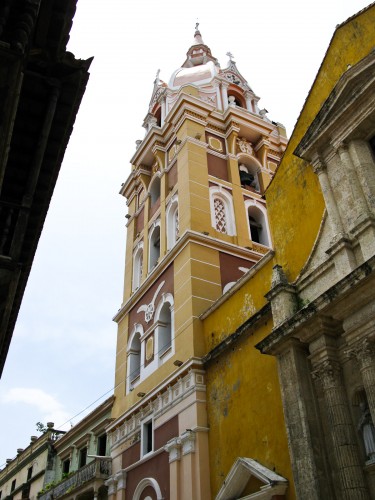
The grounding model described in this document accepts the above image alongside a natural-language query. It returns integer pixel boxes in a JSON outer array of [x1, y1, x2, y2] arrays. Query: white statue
[[358, 401, 375, 463]]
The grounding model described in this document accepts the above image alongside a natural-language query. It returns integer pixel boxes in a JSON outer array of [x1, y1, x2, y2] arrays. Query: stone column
[[337, 143, 369, 222], [312, 159, 344, 237], [276, 339, 332, 499], [349, 140, 375, 213], [244, 91, 253, 112], [161, 96, 166, 127], [312, 359, 369, 499], [164, 437, 182, 500], [105, 476, 117, 500], [221, 82, 229, 111]]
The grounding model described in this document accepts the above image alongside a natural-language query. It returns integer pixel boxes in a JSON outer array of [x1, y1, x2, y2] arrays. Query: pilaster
[[311, 358, 369, 499], [266, 265, 297, 327]]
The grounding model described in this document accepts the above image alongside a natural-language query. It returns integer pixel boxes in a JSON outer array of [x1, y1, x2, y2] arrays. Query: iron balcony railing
[[38, 458, 111, 500]]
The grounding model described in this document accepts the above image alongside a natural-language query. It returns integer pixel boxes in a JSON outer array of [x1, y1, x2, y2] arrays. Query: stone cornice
[[256, 254, 375, 355]]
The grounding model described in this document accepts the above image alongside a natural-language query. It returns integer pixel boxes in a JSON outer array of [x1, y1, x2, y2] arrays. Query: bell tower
[[107, 27, 287, 500]]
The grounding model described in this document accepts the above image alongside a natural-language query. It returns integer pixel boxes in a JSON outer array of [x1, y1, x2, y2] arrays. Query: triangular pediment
[[215, 457, 288, 500]]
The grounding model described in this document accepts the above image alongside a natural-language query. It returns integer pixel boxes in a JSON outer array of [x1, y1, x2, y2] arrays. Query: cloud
[[2, 388, 71, 429]]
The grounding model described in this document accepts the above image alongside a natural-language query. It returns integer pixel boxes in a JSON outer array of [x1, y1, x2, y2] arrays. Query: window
[[27, 466, 33, 481], [127, 325, 143, 392], [11, 480, 16, 492], [149, 176, 161, 206], [141, 419, 153, 456], [62, 459, 70, 474], [97, 434, 107, 456], [214, 198, 227, 233], [79, 447, 87, 468], [166, 196, 179, 250], [133, 244, 143, 291], [209, 186, 236, 236], [154, 293, 174, 365], [246, 203, 271, 247], [148, 222, 161, 270]]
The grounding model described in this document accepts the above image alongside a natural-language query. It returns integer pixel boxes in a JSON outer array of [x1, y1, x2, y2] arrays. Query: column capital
[[311, 156, 327, 175], [311, 359, 341, 386], [105, 476, 117, 495], [180, 430, 196, 455], [114, 470, 127, 490], [164, 437, 182, 463], [347, 338, 375, 368]]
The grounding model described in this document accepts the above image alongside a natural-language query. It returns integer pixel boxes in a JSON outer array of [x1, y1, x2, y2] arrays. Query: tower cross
[[226, 51, 234, 61]]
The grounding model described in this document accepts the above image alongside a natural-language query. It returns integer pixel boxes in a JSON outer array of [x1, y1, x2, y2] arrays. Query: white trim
[[154, 293, 175, 365], [148, 220, 161, 271], [126, 324, 144, 393], [132, 242, 144, 291], [133, 477, 163, 500], [209, 185, 236, 236]]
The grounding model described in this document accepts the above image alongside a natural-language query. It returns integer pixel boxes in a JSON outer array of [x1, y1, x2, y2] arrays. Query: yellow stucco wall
[[267, 5, 375, 282], [203, 5, 375, 497]]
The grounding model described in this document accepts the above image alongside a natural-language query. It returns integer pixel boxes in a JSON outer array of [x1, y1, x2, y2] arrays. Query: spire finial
[[226, 51, 234, 62], [154, 68, 160, 84], [193, 20, 204, 45], [195, 21, 199, 32]]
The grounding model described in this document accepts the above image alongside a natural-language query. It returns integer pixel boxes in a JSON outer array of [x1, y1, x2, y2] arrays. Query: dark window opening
[[11, 480, 16, 492], [142, 420, 153, 456], [97, 434, 107, 456], [62, 459, 70, 474], [154, 107, 162, 127], [27, 466, 33, 481], [79, 447, 87, 468], [249, 216, 262, 243]]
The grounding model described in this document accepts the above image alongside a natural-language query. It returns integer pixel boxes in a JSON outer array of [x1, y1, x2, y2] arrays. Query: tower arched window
[[154, 293, 174, 364], [209, 186, 236, 236], [246, 203, 271, 247], [127, 326, 143, 392], [166, 195, 179, 250], [149, 175, 160, 206], [132, 244, 143, 291], [148, 222, 161, 271]]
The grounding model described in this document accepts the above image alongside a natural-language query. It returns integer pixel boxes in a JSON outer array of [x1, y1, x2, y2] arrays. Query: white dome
[[169, 60, 218, 90]]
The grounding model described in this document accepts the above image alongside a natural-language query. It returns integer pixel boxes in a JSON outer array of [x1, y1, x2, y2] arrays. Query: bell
[[239, 170, 255, 186]]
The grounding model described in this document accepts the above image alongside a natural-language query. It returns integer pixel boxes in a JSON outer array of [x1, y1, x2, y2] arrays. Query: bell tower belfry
[[107, 27, 287, 500]]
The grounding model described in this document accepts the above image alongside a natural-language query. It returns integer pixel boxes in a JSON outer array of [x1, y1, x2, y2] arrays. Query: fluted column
[[312, 159, 344, 237], [337, 143, 369, 222], [312, 359, 369, 499], [244, 91, 253, 112], [349, 140, 375, 213]]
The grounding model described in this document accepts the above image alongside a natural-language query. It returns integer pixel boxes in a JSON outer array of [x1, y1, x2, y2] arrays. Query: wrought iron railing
[[38, 458, 111, 500]]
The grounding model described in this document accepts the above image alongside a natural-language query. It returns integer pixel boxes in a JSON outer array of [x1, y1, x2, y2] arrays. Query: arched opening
[[247, 205, 270, 247], [127, 331, 141, 388], [166, 197, 179, 250], [209, 186, 236, 236], [154, 106, 161, 127], [239, 162, 261, 192], [158, 302, 172, 356], [132, 246, 143, 291], [228, 88, 246, 108], [149, 176, 161, 206], [149, 224, 160, 270]]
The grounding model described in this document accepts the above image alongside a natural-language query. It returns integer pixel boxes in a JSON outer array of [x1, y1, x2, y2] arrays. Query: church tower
[[107, 26, 287, 500]]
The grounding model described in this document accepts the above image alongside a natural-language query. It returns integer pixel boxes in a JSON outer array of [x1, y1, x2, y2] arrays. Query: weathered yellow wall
[[203, 6, 375, 497], [206, 319, 295, 499], [267, 5, 375, 282]]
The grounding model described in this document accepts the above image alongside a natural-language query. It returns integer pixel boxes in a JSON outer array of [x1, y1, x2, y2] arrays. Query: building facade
[[0, 0, 92, 376], [108, 27, 290, 500]]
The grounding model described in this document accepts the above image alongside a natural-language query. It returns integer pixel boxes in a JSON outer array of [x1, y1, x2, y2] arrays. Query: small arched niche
[[247, 204, 270, 247], [148, 223, 161, 271]]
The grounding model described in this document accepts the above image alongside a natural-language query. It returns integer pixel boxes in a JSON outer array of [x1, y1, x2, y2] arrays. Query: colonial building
[[107, 26, 289, 499], [0, 397, 113, 500], [0, 424, 65, 500], [0, 0, 92, 376]]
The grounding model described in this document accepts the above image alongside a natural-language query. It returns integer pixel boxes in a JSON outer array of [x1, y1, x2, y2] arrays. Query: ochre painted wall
[[267, 5, 375, 282], [203, 6, 375, 498]]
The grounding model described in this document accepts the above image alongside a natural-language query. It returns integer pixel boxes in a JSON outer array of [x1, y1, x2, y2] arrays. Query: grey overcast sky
[[0, 0, 370, 466]]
